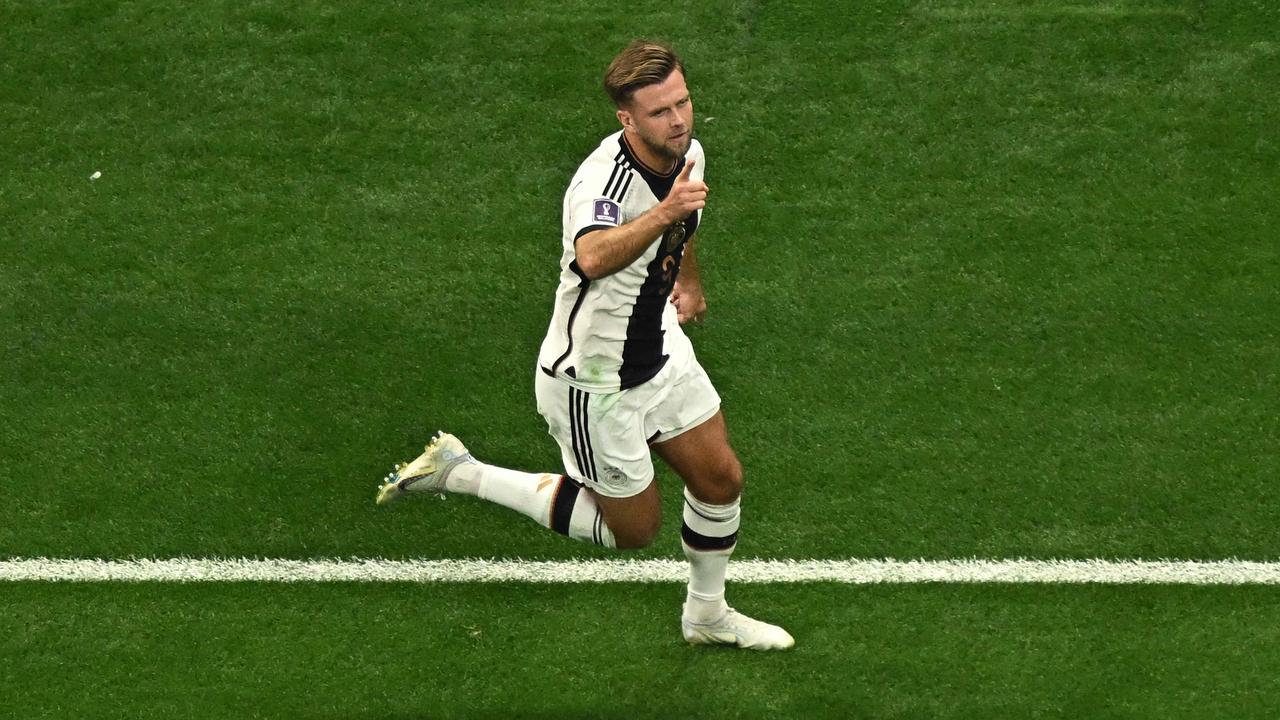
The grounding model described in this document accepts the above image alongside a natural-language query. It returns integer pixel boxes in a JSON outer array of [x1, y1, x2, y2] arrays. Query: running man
[[377, 39, 793, 651]]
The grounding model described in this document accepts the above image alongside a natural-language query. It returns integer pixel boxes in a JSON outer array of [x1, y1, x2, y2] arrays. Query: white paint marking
[[2, 558, 1279, 585]]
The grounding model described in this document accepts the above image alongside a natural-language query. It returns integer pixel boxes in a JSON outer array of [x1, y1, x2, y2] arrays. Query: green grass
[[6, 582, 1280, 719], [2, 0, 1279, 716], [4, 0, 1276, 560]]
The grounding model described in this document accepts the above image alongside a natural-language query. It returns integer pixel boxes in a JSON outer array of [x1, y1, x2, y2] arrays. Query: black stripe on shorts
[[569, 387, 597, 481]]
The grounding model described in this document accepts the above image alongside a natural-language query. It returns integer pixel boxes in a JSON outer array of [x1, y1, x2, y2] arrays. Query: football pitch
[[3, 0, 1278, 717]]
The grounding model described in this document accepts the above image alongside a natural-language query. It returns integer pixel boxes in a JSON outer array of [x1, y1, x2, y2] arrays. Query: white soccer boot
[[681, 606, 796, 651], [375, 432, 475, 505]]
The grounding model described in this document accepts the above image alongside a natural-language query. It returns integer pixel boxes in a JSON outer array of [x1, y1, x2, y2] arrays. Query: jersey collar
[[619, 134, 687, 201]]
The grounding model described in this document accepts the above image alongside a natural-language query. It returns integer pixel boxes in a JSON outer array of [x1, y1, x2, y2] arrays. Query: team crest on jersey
[[601, 466, 629, 491], [593, 198, 621, 225], [663, 221, 687, 252]]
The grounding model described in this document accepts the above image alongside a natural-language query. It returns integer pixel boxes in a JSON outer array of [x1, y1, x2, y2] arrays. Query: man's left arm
[[671, 235, 707, 324]]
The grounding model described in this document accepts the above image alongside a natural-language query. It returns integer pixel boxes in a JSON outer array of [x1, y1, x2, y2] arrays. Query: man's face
[[618, 69, 694, 165]]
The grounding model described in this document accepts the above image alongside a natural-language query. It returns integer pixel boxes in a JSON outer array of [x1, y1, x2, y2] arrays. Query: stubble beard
[[639, 129, 692, 164]]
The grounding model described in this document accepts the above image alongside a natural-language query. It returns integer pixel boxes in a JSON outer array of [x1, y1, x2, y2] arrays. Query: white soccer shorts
[[534, 352, 721, 498]]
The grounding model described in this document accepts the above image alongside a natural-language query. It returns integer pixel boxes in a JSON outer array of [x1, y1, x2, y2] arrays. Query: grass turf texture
[[4, 582, 1280, 719], [2, 0, 1279, 714], [4, 0, 1277, 560]]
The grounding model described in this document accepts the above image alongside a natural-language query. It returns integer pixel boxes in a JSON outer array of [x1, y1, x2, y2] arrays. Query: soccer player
[[377, 39, 793, 650]]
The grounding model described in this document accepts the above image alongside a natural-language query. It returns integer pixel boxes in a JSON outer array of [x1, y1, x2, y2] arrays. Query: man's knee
[[695, 453, 743, 505], [724, 455, 744, 498]]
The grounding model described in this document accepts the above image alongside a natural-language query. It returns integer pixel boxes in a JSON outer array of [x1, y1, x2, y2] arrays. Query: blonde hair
[[603, 39, 685, 107]]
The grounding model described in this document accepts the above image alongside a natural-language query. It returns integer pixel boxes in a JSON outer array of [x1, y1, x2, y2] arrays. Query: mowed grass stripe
[[4, 558, 1280, 584]]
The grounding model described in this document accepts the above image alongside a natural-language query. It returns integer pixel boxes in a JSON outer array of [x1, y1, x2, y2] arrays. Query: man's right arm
[[575, 159, 707, 280]]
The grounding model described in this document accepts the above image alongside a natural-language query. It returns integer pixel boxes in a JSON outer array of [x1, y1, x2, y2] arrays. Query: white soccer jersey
[[538, 130, 705, 393]]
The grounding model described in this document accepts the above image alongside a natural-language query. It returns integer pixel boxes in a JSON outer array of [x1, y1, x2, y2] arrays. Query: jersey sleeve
[[567, 156, 625, 242]]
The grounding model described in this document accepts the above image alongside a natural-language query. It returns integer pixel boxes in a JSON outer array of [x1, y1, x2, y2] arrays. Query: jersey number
[[660, 255, 679, 295]]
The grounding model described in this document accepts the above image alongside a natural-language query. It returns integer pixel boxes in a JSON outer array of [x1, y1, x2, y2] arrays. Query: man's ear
[[616, 107, 633, 131]]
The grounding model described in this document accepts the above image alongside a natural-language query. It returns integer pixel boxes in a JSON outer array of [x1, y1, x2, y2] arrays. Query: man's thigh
[[652, 410, 743, 504]]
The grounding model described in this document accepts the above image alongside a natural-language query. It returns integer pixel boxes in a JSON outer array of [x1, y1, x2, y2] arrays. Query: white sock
[[681, 488, 739, 622], [448, 462, 615, 548]]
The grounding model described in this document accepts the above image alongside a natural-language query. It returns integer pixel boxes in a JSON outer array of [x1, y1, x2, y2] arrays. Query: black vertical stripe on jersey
[[602, 150, 628, 199], [617, 216, 695, 390], [604, 164, 622, 199], [550, 477, 580, 536], [615, 135, 703, 389], [617, 244, 678, 390], [613, 170, 634, 203], [548, 260, 592, 377], [605, 161, 629, 200], [601, 153, 624, 197], [602, 163, 620, 196]]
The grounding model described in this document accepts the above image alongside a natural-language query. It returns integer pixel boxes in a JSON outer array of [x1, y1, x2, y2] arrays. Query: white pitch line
[[2, 558, 1280, 585]]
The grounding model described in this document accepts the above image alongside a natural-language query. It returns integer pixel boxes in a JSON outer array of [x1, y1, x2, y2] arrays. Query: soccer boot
[[681, 606, 796, 651], [376, 432, 475, 505]]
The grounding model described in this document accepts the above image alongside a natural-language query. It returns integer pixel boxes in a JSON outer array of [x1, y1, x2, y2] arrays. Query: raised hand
[[658, 158, 707, 225]]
